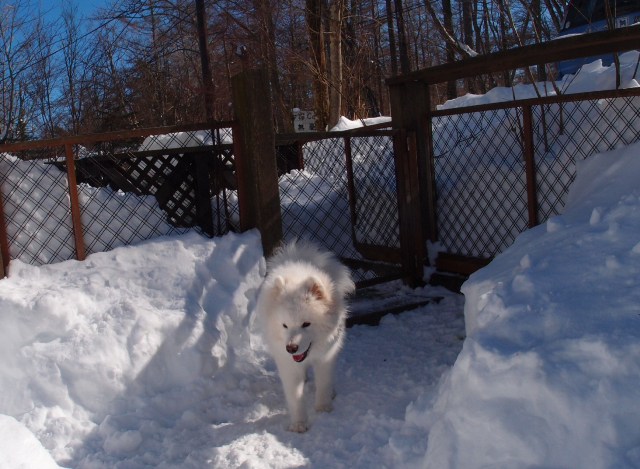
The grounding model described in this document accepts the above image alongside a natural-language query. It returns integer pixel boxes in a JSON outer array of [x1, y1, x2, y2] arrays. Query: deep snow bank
[[0, 231, 265, 466], [414, 142, 640, 468]]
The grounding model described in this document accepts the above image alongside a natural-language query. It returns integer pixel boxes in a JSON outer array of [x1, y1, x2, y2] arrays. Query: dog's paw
[[315, 402, 333, 413], [288, 421, 308, 433]]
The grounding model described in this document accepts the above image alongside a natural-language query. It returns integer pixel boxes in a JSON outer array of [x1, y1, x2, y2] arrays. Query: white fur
[[255, 241, 355, 433]]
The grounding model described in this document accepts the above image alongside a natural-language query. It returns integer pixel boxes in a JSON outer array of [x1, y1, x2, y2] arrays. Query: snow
[[0, 230, 464, 468], [329, 115, 392, 131], [1, 54, 640, 468], [438, 50, 640, 110], [411, 142, 640, 469]]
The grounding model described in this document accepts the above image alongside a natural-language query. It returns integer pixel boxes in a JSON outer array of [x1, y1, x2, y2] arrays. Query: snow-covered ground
[[1, 54, 640, 468], [409, 140, 640, 469], [0, 230, 464, 468]]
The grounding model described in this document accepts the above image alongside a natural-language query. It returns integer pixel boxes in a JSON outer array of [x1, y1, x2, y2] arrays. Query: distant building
[[292, 109, 316, 132]]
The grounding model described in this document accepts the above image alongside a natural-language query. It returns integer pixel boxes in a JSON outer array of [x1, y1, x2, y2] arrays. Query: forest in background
[[0, 0, 566, 141]]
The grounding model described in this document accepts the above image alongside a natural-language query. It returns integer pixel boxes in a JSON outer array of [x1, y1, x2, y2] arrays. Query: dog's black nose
[[286, 344, 298, 354]]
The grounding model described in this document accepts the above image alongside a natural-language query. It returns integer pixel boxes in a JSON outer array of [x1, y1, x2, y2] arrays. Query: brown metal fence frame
[[388, 25, 640, 278]]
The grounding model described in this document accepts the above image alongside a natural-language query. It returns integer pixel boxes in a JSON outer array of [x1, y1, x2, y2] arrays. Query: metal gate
[[276, 126, 417, 288]]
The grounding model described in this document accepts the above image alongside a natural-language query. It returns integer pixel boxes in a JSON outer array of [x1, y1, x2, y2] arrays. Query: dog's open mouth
[[292, 343, 311, 363]]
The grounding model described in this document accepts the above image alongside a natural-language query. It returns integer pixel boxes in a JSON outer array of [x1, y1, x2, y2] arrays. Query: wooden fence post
[[64, 144, 86, 261], [522, 104, 539, 228], [389, 80, 432, 285], [0, 187, 8, 277], [231, 68, 283, 256]]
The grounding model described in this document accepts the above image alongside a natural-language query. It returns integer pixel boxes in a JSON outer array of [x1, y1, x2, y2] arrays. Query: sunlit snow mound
[[404, 142, 640, 468], [0, 231, 267, 466]]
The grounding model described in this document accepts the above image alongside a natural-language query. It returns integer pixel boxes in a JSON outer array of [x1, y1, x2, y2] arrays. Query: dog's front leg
[[278, 365, 308, 432], [313, 358, 336, 413]]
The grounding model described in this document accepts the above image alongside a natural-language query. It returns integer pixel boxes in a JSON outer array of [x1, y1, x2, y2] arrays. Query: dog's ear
[[305, 276, 330, 302], [269, 276, 286, 297]]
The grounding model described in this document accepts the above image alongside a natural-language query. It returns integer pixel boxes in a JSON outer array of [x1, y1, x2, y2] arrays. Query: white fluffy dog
[[256, 241, 355, 433]]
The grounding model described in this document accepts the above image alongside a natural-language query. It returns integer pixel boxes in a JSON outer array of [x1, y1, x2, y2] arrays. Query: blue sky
[[75, 0, 107, 17], [42, 0, 109, 21]]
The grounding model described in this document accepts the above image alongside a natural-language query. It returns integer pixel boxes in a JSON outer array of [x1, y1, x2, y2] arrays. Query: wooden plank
[[435, 252, 492, 276], [387, 25, 640, 86], [0, 121, 235, 154], [348, 286, 444, 327], [392, 129, 425, 287]]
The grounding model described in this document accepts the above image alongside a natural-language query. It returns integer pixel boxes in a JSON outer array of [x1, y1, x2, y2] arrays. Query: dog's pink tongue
[[293, 353, 305, 362]]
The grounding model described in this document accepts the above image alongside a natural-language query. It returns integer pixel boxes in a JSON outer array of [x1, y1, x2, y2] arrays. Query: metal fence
[[431, 88, 640, 271], [0, 119, 406, 287], [0, 123, 239, 271], [276, 127, 405, 286]]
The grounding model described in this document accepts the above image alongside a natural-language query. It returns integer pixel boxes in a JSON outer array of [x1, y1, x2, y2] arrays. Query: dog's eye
[[302, 322, 311, 328], [282, 323, 288, 329]]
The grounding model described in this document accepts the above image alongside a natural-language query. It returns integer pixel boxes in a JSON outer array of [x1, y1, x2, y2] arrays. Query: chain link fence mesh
[[533, 95, 640, 222], [432, 91, 640, 261], [276, 130, 402, 284], [6, 91, 635, 279], [0, 126, 238, 266], [433, 108, 529, 258]]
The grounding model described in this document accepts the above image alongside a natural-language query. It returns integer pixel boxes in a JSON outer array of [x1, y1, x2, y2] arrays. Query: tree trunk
[[306, 0, 328, 130], [461, 0, 476, 92], [394, 0, 411, 74], [255, 0, 291, 132], [328, 0, 344, 128], [442, 0, 457, 98], [385, 0, 398, 76]]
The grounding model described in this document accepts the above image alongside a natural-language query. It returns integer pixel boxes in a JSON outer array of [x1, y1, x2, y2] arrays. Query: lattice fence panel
[[433, 108, 529, 258], [279, 137, 355, 257], [349, 135, 400, 249], [0, 126, 239, 266], [533, 95, 640, 221], [0, 153, 75, 265]]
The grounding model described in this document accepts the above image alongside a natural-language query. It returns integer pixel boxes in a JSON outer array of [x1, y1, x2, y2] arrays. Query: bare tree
[[306, 0, 329, 130], [61, 3, 84, 134], [0, 0, 36, 142], [327, 0, 345, 128], [28, 14, 58, 138]]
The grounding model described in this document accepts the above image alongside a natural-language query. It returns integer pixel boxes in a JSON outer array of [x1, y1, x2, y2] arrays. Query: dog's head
[[263, 274, 336, 363]]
